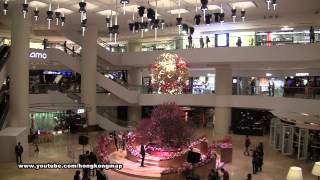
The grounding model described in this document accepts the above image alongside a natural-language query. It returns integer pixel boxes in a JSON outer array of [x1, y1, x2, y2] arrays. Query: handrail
[[96, 107, 137, 127], [0, 45, 10, 70], [0, 98, 9, 130]]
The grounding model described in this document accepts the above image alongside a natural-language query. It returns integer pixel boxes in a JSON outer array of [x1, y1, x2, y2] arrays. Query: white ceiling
[[1, 0, 320, 40]]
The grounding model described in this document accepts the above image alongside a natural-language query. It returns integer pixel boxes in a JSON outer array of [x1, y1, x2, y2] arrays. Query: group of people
[[73, 168, 107, 180], [112, 131, 127, 151], [244, 135, 265, 175], [188, 35, 211, 48], [77, 150, 107, 180], [207, 168, 230, 180]]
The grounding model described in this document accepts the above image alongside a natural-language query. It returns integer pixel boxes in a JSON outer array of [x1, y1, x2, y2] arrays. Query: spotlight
[[34, 9, 40, 21], [231, 8, 237, 23], [205, 14, 212, 24], [55, 11, 61, 25], [79, 1, 87, 22], [272, 0, 277, 10], [81, 18, 87, 36], [241, 9, 246, 22], [120, 0, 129, 15], [46, 10, 54, 29], [134, 21, 140, 32], [200, 0, 208, 11], [3, 0, 8, 15], [138, 6, 145, 20], [153, 19, 160, 29], [194, 14, 201, 25], [22, 2, 29, 19], [106, 17, 110, 27], [213, 13, 219, 23], [160, 19, 165, 29]]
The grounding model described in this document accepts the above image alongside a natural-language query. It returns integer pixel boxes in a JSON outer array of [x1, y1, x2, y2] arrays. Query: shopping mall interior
[[0, 0, 320, 179]]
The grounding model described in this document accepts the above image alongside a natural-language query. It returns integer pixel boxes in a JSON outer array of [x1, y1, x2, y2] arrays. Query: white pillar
[[128, 42, 142, 52], [214, 65, 232, 136], [8, 1, 31, 128], [127, 68, 142, 123], [81, 25, 97, 126]]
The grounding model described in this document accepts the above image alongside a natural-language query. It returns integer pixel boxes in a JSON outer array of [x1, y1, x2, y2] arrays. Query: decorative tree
[[150, 53, 189, 95], [136, 103, 193, 147]]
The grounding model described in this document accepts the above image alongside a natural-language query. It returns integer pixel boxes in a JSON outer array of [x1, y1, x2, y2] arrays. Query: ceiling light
[[281, 26, 294, 31], [120, 0, 129, 15], [29, 1, 47, 8], [72, 2, 97, 11], [3, 0, 8, 15], [22, 0, 29, 19], [168, 8, 189, 14], [266, 73, 272, 77], [34, 8, 39, 21], [97, 10, 117, 16], [229, 1, 256, 9], [231, 8, 237, 23], [295, 73, 309, 77]]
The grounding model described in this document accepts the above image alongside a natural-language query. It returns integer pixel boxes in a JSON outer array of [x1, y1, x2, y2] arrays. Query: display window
[[229, 32, 255, 47]]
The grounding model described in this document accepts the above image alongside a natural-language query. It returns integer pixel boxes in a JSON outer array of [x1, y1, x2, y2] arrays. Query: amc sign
[[29, 51, 48, 60]]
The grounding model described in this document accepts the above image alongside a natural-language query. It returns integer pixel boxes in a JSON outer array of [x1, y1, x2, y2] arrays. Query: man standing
[[15, 142, 23, 164], [244, 135, 251, 156], [140, 144, 145, 167], [188, 35, 193, 48], [200, 36, 204, 48], [206, 36, 210, 48], [236, 37, 242, 47], [310, 26, 315, 43]]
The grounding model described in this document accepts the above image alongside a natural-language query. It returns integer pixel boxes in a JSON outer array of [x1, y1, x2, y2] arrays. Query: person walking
[[140, 144, 146, 167], [310, 26, 315, 43], [268, 82, 272, 96], [63, 41, 67, 53], [200, 36, 204, 48], [236, 37, 242, 47], [244, 135, 251, 156], [246, 173, 252, 180], [252, 151, 259, 174], [89, 152, 97, 176], [74, 170, 81, 180], [250, 79, 256, 95], [15, 142, 23, 164], [188, 35, 193, 48], [221, 168, 229, 180], [72, 46, 75, 57], [208, 168, 219, 180], [272, 82, 275, 96], [206, 36, 210, 48]]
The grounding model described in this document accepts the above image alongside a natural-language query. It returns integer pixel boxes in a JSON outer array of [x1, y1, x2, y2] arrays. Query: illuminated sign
[[295, 73, 309, 77], [29, 52, 47, 59], [77, 109, 85, 114]]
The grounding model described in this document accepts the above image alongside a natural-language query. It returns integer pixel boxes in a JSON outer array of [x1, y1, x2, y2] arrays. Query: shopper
[[72, 46, 75, 57], [310, 26, 315, 43], [74, 170, 81, 180], [97, 169, 108, 180], [268, 82, 272, 96], [63, 41, 67, 53], [250, 79, 256, 95], [43, 38, 47, 49], [89, 152, 97, 176], [236, 37, 242, 47], [246, 173, 252, 180], [206, 36, 210, 48], [140, 144, 145, 167], [252, 151, 259, 174], [82, 171, 91, 180], [272, 82, 275, 96], [15, 142, 23, 164], [244, 135, 251, 156], [188, 35, 193, 48], [200, 36, 204, 48], [221, 168, 229, 180], [113, 131, 118, 151], [208, 169, 219, 180]]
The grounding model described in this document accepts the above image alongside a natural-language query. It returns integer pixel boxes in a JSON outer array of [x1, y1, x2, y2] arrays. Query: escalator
[[0, 45, 10, 130]]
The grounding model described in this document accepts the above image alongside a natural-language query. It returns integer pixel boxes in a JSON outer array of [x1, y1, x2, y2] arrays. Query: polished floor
[[0, 129, 316, 180]]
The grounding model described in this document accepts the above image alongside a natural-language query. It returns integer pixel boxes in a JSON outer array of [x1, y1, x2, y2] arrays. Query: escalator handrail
[[0, 45, 10, 71], [0, 100, 9, 130]]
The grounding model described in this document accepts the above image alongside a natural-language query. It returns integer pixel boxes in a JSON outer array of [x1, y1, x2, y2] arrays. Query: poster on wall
[[215, 33, 229, 47]]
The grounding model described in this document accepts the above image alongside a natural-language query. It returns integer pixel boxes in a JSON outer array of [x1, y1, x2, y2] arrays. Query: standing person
[[268, 82, 272, 96], [250, 79, 256, 95], [97, 168, 108, 180], [236, 37, 242, 47], [257, 142, 264, 172], [63, 41, 67, 53], [272, 82, 275, 96], [121, 132, 126, 150], [89, 152, 97, 176], [140, 144, 146, 167], [188, 35, 193, 48], [113, 131, 118, 151], [43, 39, 47, 49], [206, 36, 210, 48], [74, 170, 81, 180], [310, 26, 315, 43], [221, 168, 229, 180], [208, 169, 219, 180], [72, 46, 75, 57], [244, 135, 251, 156], [200, 36, 204, 48], [15, 142, 23, 164], [252, 151, 259, 174]]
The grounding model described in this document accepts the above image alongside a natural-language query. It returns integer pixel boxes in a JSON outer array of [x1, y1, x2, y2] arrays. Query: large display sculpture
[[150, 53, 189, 94]]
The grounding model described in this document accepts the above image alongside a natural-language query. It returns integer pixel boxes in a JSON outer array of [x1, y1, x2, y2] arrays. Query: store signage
[[29, 51, 47, 60]]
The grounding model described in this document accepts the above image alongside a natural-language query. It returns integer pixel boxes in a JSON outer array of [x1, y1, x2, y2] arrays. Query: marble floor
[[0, 129, 316, 180]]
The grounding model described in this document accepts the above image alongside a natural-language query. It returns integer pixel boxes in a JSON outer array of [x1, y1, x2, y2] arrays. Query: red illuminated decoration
[[150, 53, 189, 94]]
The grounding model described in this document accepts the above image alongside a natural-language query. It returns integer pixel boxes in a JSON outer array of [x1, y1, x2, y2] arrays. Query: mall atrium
[[0, 0, 320, 179]]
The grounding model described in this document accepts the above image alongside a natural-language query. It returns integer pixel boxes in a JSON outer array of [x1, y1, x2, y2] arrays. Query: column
[[128, 42, 142, 52], [8, 1, 31, 128], [127, 68, 142, 123], [81, 25, 97, 126], [175, 37, 184, 49], [214, 65, 232, 135]]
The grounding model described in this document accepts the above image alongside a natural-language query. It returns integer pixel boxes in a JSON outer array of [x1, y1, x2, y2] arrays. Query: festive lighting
[[150, 53, 189, 95]]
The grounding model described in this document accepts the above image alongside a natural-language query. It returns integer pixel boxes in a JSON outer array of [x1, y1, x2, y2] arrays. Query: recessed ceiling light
[[56, 8, 73, 15], [229, 1, 256, 9], [97, 10, 118, 16], [121, 5, 139, 13], [150, 0, 176, 8], [72, 2, 98, 10], [29, 1, 47, 8], [168, 8, 189, 14]]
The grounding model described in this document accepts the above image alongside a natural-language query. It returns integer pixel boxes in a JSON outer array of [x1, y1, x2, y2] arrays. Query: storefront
[[229, 32, 255, 47], [142, 40, 176, 51], [191, 74, 215, 94]]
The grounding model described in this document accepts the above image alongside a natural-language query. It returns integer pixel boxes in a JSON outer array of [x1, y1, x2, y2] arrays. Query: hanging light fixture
[[61, 14, 66, 27], [109, 10, 113, 41], [34, 8, 39, 21], [153, 0, 159, 40], [205, 14, 211, 24], [80, 13, 87, 36], [47, 0, 54, 29], [194, 14, 201, 25], [147, 8, 155, 21], [189, 27, 194, 35], [241, 9, 246, 22], [176, 0, 183, 34], [200, 0, 208, 21], [231, 8, 237, 23], [113, 0, 119, 43], [3, 0, 8, 15], [266, 0, 271, 10], [272, 0, 277, 10], [106, 17, 111, 27], [160, 19, 165, 30], [79, 0, 86, 22], [219, 5, 224, 23], [138, 6, 145, 38], [55, 0, 61, 25], [128, 23, 134, 32], [213, 12, 219, 23], [120, 0, 129, 15], [22, 0, 29, 19]]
